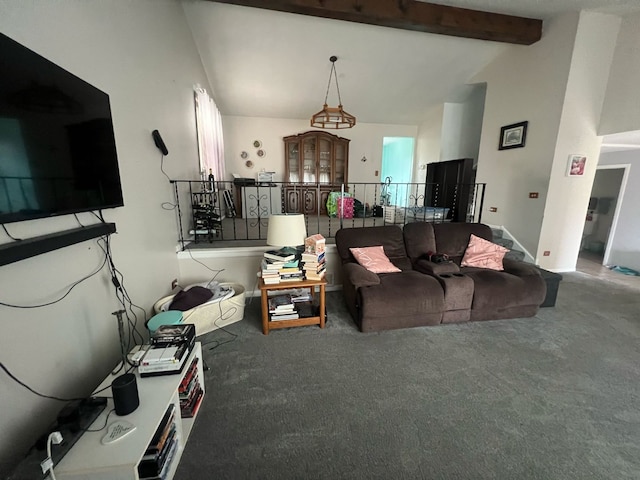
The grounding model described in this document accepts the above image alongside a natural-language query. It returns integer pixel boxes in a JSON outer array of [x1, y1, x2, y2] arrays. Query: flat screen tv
[[0, 32, 124, 224]]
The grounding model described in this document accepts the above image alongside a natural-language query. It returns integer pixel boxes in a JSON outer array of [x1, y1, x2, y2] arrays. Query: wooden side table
[[259, 277, 326, 334]]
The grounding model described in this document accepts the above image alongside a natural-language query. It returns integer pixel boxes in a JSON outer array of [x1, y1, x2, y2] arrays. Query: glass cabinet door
[[287, 141, 299, 182], [302, 137, 317, 183], [318, 137, 331, 184], [334, 142, 346, 184]]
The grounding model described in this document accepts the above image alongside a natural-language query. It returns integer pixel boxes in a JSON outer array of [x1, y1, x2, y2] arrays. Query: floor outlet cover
[[101, 420, 137, 445]]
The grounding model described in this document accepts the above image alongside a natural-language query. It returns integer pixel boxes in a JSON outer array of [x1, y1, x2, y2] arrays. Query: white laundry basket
[[153, 283, 246, 337]]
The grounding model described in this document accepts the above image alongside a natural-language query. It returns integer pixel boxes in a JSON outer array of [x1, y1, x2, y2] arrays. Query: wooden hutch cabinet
[[283, 130, 350, 215]]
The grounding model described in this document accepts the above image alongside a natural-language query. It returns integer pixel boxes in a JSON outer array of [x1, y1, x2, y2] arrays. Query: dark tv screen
[[0, 32, 124, 224]]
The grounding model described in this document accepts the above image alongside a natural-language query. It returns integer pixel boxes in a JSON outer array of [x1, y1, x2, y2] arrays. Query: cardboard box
[[305, 234, 325, 254]]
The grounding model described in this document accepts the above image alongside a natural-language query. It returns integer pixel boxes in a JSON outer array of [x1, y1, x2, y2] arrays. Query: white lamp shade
[[267, 214, 307, 247]]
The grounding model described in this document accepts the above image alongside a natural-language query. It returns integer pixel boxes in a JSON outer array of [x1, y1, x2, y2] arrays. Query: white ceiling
[[183, 0, 640, 150]]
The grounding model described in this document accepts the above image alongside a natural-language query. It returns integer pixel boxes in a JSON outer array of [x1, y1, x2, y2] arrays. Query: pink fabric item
[[337, 197, 354, 219], [461, 234, 509, 271], [350, 246, 401, 273]]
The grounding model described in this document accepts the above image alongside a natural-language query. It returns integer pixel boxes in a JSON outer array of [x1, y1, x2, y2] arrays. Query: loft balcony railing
[[170, 180, 486, 250]]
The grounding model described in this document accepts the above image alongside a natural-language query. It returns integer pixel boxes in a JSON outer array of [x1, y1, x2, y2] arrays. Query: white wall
[[0, 0, 210, 474], [537, 12, 620, 271], [472, 14, 576, 257], [415, 105, 444, 172], [599, 13, 640, 136], [472, 12, 620, 271], [222, 116, 417, 185], [598, 151, 640, 271], [440, 84, 486, 165]]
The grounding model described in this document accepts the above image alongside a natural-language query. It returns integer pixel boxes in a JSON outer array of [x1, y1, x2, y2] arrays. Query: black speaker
[[112, 373, 139, 416], [152, 129, 169, 156]]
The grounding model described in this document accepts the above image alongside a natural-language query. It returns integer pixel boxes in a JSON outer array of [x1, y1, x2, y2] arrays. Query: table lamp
[[266, 214, 307, 253]]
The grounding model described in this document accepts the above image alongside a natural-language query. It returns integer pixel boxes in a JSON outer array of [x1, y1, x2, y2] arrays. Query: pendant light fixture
[[310, 56, 356, 129]]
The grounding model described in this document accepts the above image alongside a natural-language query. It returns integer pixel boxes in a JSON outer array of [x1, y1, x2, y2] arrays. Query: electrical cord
[[85, 408, 116, 433], [73, 213, 85, 227], [97, 236, 146, 348], [44, 431, 63, 480], [200, 301, 238, 352], [0, 361, 85, 402], [160, 152, 172, 182], [1, 223, 22, 241], [0, 244, 109, 308]]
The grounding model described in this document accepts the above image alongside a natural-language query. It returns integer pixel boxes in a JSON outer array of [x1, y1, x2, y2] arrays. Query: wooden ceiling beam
[[206, 0, 542, 45]]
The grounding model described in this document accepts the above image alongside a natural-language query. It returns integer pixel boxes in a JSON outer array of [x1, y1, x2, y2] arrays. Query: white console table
[[54, 343, 205, 480]]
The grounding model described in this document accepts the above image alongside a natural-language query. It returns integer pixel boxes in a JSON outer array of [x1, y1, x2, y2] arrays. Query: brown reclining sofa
[[335, 222, 546, 332]]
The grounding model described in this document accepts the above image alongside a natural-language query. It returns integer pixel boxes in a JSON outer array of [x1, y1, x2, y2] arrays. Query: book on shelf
[[270, 312, 300, 321], [268, 294, 293, 311], [139, 429, 179, 479], [301, 251, 325, 263], [151, 323, 195, 346], [139, 340, 193, 376], [291, 291, 312, 302], [261, 258, 286, 270], [179, 358, 199, 393], [303, 262, 326, 273], [278, 266, 302, 274], [262, 277, 281, 285], [280, 272, 303, 280], [270, 303, 295, 312], [141, 341, 190, 365], [261, 272, 280, 280], [181, 386, 204, 418], [140, 425, 176, 467], [280, 276, 304, 282], [263, 248, 297, 262], [305, 270, 326, 281], [145, 404, 175, 454]]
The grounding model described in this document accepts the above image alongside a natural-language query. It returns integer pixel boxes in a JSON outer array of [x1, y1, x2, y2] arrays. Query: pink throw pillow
[[461, 234, 509, 271], [350, 246, 401, 274]]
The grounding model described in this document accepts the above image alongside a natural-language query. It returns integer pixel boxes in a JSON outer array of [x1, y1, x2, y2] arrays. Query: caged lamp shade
[[266, 214, 307, 248], [310, 56, 356, 130]]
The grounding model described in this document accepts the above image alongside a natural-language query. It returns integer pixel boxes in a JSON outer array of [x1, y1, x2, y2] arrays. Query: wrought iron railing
[[170, 180, 486, 249]]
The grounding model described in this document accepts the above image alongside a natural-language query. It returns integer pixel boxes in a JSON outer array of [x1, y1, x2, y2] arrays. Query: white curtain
[[194, 85, 226, 182]]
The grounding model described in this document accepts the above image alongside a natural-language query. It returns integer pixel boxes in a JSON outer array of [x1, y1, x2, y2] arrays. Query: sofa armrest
[[342, 262, 381, 287], [502, 258, 541, 277], [413, 258, 460, 275]]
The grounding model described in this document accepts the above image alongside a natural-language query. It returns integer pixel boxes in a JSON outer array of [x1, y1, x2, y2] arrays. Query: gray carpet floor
[[176, 271, 640, 480]]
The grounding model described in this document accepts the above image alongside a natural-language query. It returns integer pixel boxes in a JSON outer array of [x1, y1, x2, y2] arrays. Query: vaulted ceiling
[[182, 0, 640, 150]]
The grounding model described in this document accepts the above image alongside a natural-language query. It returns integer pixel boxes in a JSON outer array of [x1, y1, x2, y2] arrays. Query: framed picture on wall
[[567, 154, 587, 176], [498, 121, 528, 150]]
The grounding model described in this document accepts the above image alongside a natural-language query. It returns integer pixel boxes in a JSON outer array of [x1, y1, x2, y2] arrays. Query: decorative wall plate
[[257, 149, 266, 158], [245, 160, 254, 168], [240, 151, 248, 159], [253, 140, 262, 148]]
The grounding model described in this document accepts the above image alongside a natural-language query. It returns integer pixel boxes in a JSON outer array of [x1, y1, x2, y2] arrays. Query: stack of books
[[179, 357, 204, 418], [278, 260, 303, 282], [261, 257, 285, 284], [138, 404, 179, 480], [262, 248, 303, 284], [268, 293, 299, 321], [139, 324, 195, 377], [302, 234, 326, 281]]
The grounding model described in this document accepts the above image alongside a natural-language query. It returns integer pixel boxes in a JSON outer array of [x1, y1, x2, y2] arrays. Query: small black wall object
[[152, 129, 169, 156], [112, 373, 140, 416]]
